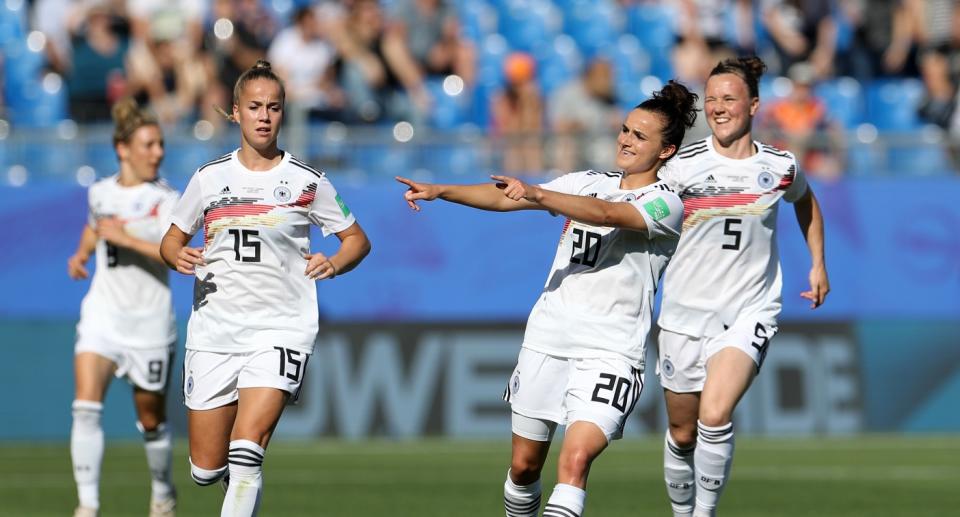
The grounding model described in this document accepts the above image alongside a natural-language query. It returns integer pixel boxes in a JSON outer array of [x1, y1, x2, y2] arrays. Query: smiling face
[[704, 72, 759, 147], [615, 108, 675, 175], [233, 78, 284, 153], [117, 124, 164, 183]]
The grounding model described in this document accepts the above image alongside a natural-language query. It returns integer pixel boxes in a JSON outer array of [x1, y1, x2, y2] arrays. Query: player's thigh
[[700, 347, 756, 426], [656, 329, 706, 394], [231, 346, 309, 447], [74, 351, 117, 402], [663, 389, 700, 446], [188, 404, 238, 469], [505, 348, 568, 427], [133, 387, 167, 430], [565, 357, 643, 442]]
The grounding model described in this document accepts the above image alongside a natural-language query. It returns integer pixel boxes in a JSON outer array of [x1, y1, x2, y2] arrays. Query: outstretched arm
[[396, 176, 541, 212], [492, 175, 650, 232], [793, 188, 829, 308]]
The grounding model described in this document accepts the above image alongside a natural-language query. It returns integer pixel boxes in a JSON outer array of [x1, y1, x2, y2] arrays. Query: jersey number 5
[[228, 229, 261, 262], [722, 218, 742, 250], [570, 228, 602, 267]]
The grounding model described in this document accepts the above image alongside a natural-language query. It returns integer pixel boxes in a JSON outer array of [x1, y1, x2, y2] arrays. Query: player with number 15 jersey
[[169, 149, 355, 357]]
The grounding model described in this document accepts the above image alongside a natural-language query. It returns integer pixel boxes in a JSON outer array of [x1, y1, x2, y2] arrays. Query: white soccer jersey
[[78, 175, 179, 348], [521, 171, 684, 369], [657, 137, 809, 337], [169, 150, 356, 354]]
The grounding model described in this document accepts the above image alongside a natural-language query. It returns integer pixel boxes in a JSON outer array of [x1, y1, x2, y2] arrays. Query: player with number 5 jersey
[[398, 81, 698, 517], [160, 60, 370, 517], [654, 57, 830, 517]]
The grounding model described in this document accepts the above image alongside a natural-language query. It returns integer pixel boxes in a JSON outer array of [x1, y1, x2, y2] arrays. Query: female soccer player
[[159, 60, 370, 517], [655, 57, 830, 517], [67, 98, 179, 517], [398, 81, 698, 517]]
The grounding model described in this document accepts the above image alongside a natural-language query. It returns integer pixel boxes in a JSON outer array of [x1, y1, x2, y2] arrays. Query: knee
[[190, 457, 227, 486], [510, 455, 545, 485], [137, 415, 163, 434], [557, 447, 594, 480], [668, 422, 697, 449], [698, 405, 733, 428]]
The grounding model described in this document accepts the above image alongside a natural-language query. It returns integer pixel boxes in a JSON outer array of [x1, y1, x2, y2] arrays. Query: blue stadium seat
[[456, 0, 497, 44], [624, 3, 675, 80], [534, 35, 583, 96], [497, 0, 561, 53], [865, 79, 925, 131], [815, 77, 864, 129], [594, 34, 650, 107], [562, 0, 623, 57]]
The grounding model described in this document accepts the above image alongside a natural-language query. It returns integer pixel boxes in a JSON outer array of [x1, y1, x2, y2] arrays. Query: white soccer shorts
[[75, 332, 174, 393], [503, 347, 644, 442], [656, 309, 779, 393], [182, 347, 310, 410]]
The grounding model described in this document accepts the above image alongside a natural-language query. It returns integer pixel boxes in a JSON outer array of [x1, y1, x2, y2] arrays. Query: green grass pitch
[[1, 436, 957, 516]]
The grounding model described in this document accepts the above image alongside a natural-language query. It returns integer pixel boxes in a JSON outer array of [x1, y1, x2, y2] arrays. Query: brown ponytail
[[111, 97, 157, 145]]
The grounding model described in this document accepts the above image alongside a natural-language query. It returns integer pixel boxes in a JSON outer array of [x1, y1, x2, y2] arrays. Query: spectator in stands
[[125, 10, 208, 124], [201, 0, 271, 128], [65, 2, 130, 122], [332, 0, 430, 123], [32, 0, 75, 75], [836, 0, 915, 81], [548, 58, 622, 173], [672, 0, 742, 85], [491, 52, 543, 174], [267, 6, 345, 121], [761, 62, 844, 179], [762, 0, 838, 78], [913, 0, 960, 129], [387, 0, 476, 86]]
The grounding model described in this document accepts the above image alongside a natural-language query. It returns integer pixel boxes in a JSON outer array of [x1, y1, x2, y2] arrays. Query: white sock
[[503, 469, 541, 517], [71, 400, 104, 510], [190, 457, 227, 486], [665, 430, 696, 517], [221, 440, 264, 517], [543, 483, 586, 517], [139, 422, 175, 502], [693, 421, 735, 517]]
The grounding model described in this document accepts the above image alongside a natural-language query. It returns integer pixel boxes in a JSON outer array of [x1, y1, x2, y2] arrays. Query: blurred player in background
[[655, 56, 830, 517], [397, 81, 698, 517], [66, 98, 180, 517], [160, 60, 370, 517]]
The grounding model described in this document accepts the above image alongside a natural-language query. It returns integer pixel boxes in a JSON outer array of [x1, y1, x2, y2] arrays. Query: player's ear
[[659, 144, 677, 161]]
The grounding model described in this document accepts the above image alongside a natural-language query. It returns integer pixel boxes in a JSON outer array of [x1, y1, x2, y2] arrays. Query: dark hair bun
[[738, 56, 767, 82], [655, 80, 698, 129], [252, 59, 272, 71]]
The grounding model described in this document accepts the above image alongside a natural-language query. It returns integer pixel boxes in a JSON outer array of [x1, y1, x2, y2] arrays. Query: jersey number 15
[[228, 229, 261, 262]]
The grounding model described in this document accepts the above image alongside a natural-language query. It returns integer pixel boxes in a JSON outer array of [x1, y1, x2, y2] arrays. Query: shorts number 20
[[591, 373, 632, 413]]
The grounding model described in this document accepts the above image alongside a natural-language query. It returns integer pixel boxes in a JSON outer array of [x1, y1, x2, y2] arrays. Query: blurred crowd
[[4, 0, 960, 177]]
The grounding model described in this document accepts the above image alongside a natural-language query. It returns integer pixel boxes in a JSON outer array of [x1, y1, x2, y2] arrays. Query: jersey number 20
[[228, 229, 261, 262], [570, 228, 602, 267]]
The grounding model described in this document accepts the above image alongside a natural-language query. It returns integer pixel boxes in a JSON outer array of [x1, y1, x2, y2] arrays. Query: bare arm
[[96, 217, 165, 264], [396, 176, 541, 212], [492, 175, 650, 231], [160, 224, 205, 275], [304, 222, 372, 280], [793, 188, 830, 308], [67, 225, 99, 280]]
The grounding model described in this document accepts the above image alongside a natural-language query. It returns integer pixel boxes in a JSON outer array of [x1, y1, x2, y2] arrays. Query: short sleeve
[[168, 173, 204, 236], [86, 186, 97, 227], [630, 190, 684, 239], [308, 176, 357, 237], [782, 156, 809, 203], [656, 160, 685, 193], [156, 188, 181, 234], [539, 171, 589, 196]]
